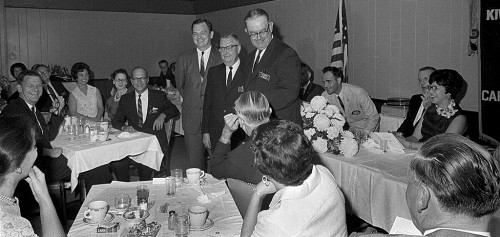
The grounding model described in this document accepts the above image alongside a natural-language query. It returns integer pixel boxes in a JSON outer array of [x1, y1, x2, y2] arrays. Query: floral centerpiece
[[301, 96, 358, 157]]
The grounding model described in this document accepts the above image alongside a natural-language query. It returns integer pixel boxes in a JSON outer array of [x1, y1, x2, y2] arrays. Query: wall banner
[[479, 0, 500, 144]]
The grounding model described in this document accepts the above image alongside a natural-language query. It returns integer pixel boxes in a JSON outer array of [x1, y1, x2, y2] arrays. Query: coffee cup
[[188, 205, 208, 228], [98, 131, 108, 141], [99, 121, 109, 131], [84, 201, 109, 223], [186, 168, 205, 185]]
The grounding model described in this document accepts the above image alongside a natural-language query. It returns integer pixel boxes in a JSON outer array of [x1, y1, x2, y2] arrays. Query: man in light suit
[[176, 19, 222, 170], [243, 8, 302, 126], [202, 33, 246, 151], [111, 67, 179, 180]]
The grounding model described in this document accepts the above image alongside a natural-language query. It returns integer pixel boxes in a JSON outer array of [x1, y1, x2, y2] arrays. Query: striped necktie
[[31, 107, 43, 134], [137, 94, 143, 128], [200, 51, 205, 79]]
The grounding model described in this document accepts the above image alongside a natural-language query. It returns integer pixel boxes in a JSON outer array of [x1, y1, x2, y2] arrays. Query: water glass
[[380, 139, 388, 152], [171, 169, 183, 187], [166, 176, 176, 196], [114, 194, 130, 214], [136, 185, 149, 205], [175, 215, 190, 236]]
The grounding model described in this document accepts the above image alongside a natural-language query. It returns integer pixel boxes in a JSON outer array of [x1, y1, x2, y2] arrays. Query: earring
[[15, 167, 22, 174], [262, 175, 270, 186]]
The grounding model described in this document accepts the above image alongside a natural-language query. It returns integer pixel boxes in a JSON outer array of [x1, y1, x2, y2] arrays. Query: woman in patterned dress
[[68, 62, 104, 121]]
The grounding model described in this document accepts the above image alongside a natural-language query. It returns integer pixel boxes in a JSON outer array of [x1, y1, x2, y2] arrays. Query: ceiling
[[4, 0, 275, 15]]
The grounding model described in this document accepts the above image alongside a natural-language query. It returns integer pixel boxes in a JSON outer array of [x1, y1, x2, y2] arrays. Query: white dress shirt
[[135, 89, 149, 123], [226, 59, 241, 85]]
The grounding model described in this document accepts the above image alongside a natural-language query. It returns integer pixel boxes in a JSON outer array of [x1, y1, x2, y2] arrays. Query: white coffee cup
[[99, 121, 109, 131], [84, 201, 109, 223], [188, 205, 208, 228], [98, 131, 109, 141], [186, 168, 205, 185]]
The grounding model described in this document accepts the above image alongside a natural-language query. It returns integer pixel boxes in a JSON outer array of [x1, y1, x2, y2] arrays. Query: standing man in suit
[[243, 8, 302, 126], [176, 19, 222, 170], [299, 62, 325, 102], [111, 67, 179, 180], [202, 33, 246, 151], [396, 66, 436, 137], [33, 64, 69, 114]]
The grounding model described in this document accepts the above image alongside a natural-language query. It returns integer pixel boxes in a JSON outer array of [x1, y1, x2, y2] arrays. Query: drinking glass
[[380, 139, 388, 152], [166, 176, 176, 196], [175, 215, 190, 236], [171, 169, 183, 187], [114, 194, 130, 214], [136, 185, 149, 205]]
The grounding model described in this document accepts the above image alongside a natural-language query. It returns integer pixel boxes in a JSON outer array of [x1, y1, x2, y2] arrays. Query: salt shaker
[[168, 210, 177, 230]]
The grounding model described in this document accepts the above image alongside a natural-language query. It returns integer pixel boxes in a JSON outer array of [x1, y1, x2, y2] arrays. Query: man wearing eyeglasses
[[176, 19, 222, 170], [33, 64, 69, 114], [396, 66, 436, 137], [202, 33, 246, 152], [243, 8, 302, 126], [111, 67, 179, 180]]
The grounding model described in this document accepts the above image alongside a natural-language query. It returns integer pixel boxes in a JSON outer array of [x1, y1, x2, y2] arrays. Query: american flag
[[330, 0, 348, 82]]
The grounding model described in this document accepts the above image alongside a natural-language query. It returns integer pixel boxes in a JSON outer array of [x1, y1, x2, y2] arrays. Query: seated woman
[[0, 115, 65, 237], [209, 91, 271, 184], [6, 62, 28, 102], [397, 69, 467, 150], [105, 69, 133, 120], [241, 120, 347, 237], [68, 62, 104, 121]]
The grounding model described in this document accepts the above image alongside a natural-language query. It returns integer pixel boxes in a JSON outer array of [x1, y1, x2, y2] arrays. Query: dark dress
[[419, 104, 464, 142]]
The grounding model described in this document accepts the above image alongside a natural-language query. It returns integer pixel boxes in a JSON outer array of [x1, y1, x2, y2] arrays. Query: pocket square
[[238, 86, 244, 93], [258, 71, 270, 81], [150, 107, 159, 114]]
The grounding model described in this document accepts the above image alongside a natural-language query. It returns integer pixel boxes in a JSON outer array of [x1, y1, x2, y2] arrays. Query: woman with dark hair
[[10, 63, 27, 81], [68, 62, 104, 121], [397, 69, 467, 150], [5, 63, 28, 102], [241, 120, 347, 237], [105, 69, 133, 120], [0, 116, 65, 237]]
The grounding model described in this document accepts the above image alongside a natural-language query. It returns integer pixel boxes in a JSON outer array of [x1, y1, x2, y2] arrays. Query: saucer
[[190, 218, 214, 231], [83, 213, 114, 225]]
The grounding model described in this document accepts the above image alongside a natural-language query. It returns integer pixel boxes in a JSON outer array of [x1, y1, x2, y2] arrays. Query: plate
[[190, 218, 214, 231], [83, 213, 114, 225]]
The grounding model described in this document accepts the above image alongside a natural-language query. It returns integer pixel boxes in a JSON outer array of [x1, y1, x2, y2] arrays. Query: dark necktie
[[252, 50, 262, 73], [31, 107, 43, 134], [337, 95, 345, 111], [46, 85, 56, 102], [137, 94, 143, 128], [227, 66, 233, 87], [299, 87, 305, 100], [200, 51, 205, 79]]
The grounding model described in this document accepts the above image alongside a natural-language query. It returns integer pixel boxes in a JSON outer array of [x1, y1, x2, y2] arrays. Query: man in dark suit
[[202, 33, 246, 151], [299, 62, 325, 102], [243, 8, 302, 126], [34, 64, 69, 113], [176, 19, 223, 170], [112, 67, 179, 181], [396, 66, 436, 137]]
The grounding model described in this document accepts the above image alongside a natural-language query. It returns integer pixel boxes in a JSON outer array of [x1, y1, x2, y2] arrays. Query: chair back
[[227, 178, 256, 217]]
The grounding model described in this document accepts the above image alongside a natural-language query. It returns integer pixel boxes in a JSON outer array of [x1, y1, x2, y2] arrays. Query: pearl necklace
[[0, 194, 17, 206]]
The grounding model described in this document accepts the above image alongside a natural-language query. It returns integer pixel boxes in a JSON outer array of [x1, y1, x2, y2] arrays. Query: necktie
[[252, 50, 262, 72], [31, 107, 43, 134], [45, 85, 56, 102], [200, 51, 205, 79], [227, 66, 233, 87], [299, 87, 305, 101], [137, 94, 143, 128], [337, 95, 345, 112]]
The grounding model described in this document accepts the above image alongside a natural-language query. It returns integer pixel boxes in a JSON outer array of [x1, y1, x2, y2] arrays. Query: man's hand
[[203, 133, 211, 149], [153, 113, 166, 131], [25, 166, 51, 204], [220, 114, 240, 143], [123, 125, 137, 133], [254, 180, 277, 197]]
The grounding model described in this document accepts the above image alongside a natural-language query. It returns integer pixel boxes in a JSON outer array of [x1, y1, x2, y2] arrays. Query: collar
[[197, 45, 212, 56], [24, 100, 35, 111], [269, 165, 320, 207], [424, 228, 490, 237], [226, 58, 241, 71], [135, 88, 149, 98]]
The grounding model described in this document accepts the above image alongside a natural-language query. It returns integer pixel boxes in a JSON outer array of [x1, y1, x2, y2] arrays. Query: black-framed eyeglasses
[[131, 77, 147, 81], [427, 85, 439, 91], [247, 23, 271, 39], [218, 45, 239, 52]]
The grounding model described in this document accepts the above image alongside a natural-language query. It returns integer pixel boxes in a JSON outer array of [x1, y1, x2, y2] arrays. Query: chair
[[47, 179, 87, 227], [227, 178, 256, 217]]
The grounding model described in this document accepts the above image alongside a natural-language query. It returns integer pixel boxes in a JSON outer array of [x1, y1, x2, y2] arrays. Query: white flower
[[340, 137, 358, 158], [327, 104, 340, 115], [310, 96, 328, 112], [304, 128, 316, 140], [342, 130, 355, 139], [304, 104, 313, 113], [324, 105, 335, 117], [331, 113, 346, 127], [313, 114, 331, 132], [305, 112, 315, 119], [312, 137, 328, 153], [327, 126, 341, 139]]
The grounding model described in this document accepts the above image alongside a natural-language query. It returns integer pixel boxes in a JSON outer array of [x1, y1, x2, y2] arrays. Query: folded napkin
[[197, 191, 226, 204], [117, 131, 141, 138]]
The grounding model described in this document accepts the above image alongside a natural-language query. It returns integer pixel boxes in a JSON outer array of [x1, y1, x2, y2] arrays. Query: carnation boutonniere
[[436, 100, 458, 119]]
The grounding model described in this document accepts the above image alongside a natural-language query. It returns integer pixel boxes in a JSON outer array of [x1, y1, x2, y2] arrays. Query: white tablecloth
[[52, 130, 164, 191], [319, 148, 500, 235], [67, 175, 243, 237], [379, 113, 405, 132]]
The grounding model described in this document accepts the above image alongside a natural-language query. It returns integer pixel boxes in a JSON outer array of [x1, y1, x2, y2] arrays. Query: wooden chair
[[44, 179, 87, 227]]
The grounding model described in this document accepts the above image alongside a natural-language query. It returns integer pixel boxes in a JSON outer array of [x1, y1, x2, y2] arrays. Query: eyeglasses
[[427, 85, 439, 91], [218, 45, 239, 52], [247, 23, 271, 39], [131, 77, 147, 81], [38, 71, 50, 75], [114, 79, 128, 83]]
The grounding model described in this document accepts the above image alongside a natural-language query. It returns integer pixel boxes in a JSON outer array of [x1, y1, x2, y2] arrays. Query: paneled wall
[[5, 8, 194, 80], [198, 0, 478, 111]]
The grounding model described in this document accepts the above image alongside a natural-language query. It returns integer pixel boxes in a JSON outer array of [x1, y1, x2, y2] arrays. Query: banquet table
[[67, 175, 243, 237], [319, 148, 500, 235], [51, 129, 164, 191]]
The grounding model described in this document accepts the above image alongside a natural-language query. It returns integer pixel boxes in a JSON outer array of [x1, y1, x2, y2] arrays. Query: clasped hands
[[122, 113, 166, 133], [50, 96, 65, 115]]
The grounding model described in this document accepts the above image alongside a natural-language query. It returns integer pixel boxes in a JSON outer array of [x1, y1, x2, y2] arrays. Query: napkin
[[197, 191, 226, 204], [117, 132, 141, 138]]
